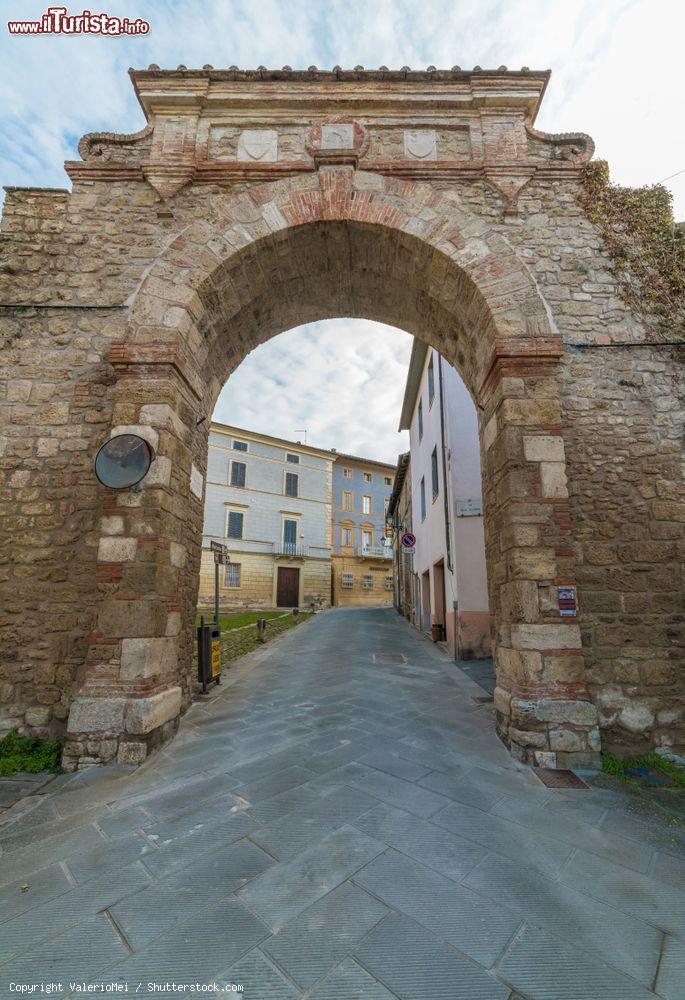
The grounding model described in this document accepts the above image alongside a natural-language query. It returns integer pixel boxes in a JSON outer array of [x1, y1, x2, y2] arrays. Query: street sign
[[557, 586, 578, 617], [401, 532, 416, 548], [210, 541, 229, 565], [455, 498, 482, 517]]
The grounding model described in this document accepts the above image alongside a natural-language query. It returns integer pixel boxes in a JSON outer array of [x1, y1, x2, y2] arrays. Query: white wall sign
[[455, 498, 482, 517], [190, 464, 204, 500]]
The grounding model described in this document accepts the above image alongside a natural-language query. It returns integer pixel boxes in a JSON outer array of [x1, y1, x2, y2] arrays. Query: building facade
[[331, 451, 395, 606], [387, 452, 414, 621], [199, 423, 334, 609], [399, 341, 491, 659]]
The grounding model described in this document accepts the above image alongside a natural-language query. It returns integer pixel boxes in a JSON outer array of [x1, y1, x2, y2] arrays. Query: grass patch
[[602, 751, 685, 788], [195, 611, 290, 633], [0, 728, 62, 777]]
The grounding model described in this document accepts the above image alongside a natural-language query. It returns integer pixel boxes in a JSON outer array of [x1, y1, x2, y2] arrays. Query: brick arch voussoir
[[126, 171, 555, 393]]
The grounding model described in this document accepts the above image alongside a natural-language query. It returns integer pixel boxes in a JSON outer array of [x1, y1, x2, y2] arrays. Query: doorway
[[433, 560, 446, 640], [277, 567, 300, 607], [421, 571, 431, 634]]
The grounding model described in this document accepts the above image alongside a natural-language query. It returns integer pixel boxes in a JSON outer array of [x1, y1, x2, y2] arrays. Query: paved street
[[1, 607, 684, 999]]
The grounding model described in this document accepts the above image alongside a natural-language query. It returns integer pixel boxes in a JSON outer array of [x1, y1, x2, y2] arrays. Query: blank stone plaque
[[321, 124, 354, 149]]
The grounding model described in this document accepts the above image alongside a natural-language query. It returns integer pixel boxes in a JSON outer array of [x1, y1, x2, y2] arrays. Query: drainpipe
[[437, 355, 452, 573]]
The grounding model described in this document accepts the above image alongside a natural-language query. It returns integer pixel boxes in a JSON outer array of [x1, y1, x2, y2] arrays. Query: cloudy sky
[[2, 0, 683, 461]]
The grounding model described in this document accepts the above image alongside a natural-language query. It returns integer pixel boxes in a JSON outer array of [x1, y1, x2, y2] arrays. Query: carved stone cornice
[[525, 125, 595, 163], [77, 124, 154, 161]]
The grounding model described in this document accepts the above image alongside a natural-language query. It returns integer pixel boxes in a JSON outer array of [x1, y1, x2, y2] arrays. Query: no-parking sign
[[401, 532, 416, 549]]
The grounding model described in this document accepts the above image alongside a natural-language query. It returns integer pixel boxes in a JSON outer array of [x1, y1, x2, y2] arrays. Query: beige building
[[387, 452, 414, 622], [199, 423, 334, 610], [330, 451, 396, 606]]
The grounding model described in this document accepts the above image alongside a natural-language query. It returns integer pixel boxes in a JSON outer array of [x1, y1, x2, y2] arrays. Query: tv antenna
[[295, 428, 308, 444]]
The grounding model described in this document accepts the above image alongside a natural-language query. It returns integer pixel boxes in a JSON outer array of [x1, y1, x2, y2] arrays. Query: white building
[[199, 423, 334, 609], [398, 340, 491, 658]]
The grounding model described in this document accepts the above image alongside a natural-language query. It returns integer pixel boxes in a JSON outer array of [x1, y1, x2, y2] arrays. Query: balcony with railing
[[274, 542, 309, 559], [356, 545, 393, 560]]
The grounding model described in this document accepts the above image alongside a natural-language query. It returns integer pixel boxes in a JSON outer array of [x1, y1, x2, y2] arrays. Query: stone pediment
[[66, 65, 595, 213]]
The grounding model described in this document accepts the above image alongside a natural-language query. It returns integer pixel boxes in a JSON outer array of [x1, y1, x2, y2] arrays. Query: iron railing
[[274, 542, 308, 558], [356, 545, 392, 559]]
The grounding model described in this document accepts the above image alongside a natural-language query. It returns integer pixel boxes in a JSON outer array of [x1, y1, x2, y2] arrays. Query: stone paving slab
[[0, 913, 127, 997], [352, 802, 487, 882], [98, 897, 271, 998], [215, 949, 301, 999], [308, 956, 398, 999], [561, 849, 685, 936], [0, 862, 72, 922], [251, 784, 379, 862], [0, 862, 151, 964], [261, 880, 388, 989], [354, 913, 510, 999], [238, 824, 385, 929], [431, 799, 575, 877], [464, 851, 662, 985], [353, 848, 521, 967], [2, 608, 684, 997], [110, 837, 273, 949], [655, 934, 685, 1000], [0, 823, 106, 887], [497, 924, 656, 999]]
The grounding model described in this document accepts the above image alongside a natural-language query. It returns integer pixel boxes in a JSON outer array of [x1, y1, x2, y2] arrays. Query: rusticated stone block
[[117, 740, 147, 764], [507, 549, 557, 580], [120, 636, 178, 680], [125, 686, 182, 735], [509, 726, 548, 749], [497, 647, 543, 685], [511, 622, 582, 651], [540, 461, 568, 498], [67, 697, 126, 733], [523, 435, 565, 462], [549, 728, 584, 752], [98, 537, 137, 562], [534, 698, 598, 726], [24, 705, 51, 727]]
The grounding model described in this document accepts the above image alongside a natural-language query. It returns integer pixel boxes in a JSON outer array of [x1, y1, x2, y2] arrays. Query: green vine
[[579, 161, 685, 340]]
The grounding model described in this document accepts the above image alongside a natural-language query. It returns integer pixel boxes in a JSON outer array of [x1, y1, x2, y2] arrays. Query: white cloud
[[212, 320, 412, 465]]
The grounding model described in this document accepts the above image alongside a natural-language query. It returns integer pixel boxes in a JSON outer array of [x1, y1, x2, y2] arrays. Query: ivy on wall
[[580, 161, 685, 340]]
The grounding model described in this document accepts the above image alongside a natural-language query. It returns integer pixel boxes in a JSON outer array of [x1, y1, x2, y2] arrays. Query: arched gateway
[[1, 68, 682, 771]]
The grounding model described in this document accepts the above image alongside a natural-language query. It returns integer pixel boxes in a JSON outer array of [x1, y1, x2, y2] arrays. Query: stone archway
[[2, 66, 680, 771], [64, 168, 599, 769]]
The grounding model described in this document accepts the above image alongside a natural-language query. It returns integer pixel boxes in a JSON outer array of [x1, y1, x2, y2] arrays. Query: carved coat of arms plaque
[[404, 130, 437, 160], [237, 129, 278, 162]]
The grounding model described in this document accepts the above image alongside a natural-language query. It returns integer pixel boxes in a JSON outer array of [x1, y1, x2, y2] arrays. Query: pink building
[[399, 340, 491, 659]]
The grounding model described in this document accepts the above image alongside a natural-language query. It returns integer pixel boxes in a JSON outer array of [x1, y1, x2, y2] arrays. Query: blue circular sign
[[401, 532, 416, 548]]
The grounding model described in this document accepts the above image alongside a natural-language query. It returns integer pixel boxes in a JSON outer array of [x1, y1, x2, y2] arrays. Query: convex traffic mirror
[[94, 433, 155, 489]]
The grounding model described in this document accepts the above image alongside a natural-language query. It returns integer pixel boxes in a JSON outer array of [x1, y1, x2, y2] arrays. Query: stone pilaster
[[480, 342, 601, 767]]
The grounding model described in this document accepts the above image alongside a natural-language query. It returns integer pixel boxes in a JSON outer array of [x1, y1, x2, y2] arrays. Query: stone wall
[[0, 67, 682, 766]]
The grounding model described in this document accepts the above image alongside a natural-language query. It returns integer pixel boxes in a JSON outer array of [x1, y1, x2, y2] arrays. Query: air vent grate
[[534, 768, 588, 789]]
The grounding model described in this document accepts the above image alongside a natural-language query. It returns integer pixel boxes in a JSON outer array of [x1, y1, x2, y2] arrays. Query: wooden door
[[277, 567, 300, 607]]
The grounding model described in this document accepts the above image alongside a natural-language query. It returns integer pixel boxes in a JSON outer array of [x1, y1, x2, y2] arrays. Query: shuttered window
[[230, 461, 246, 487], [227, 510, 244, 539]]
